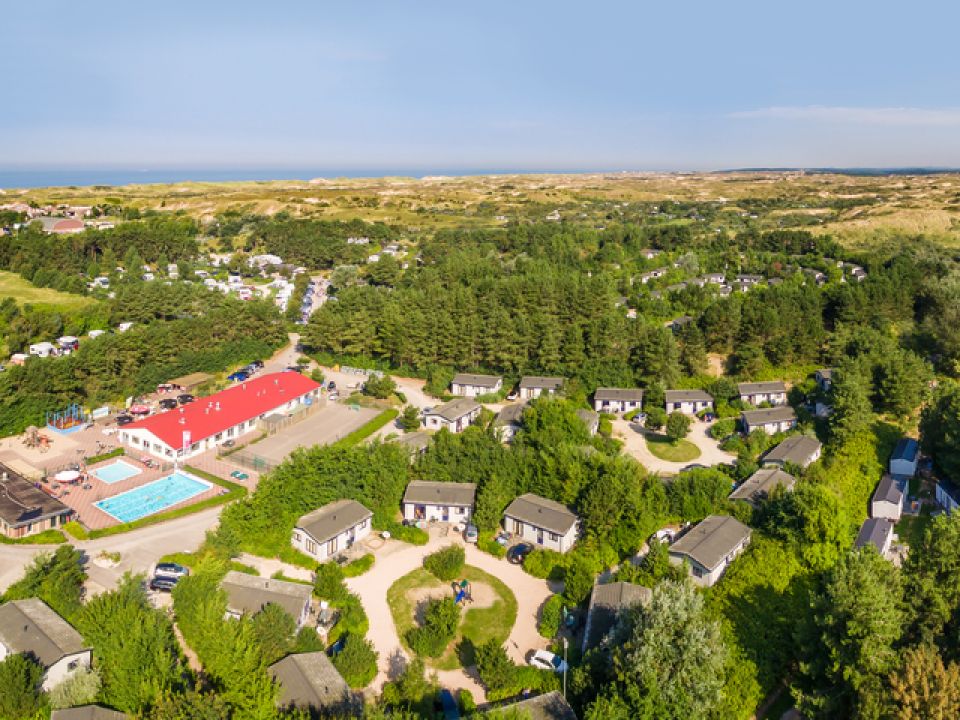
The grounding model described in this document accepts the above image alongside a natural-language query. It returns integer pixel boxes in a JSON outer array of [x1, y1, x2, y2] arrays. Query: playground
[[229, 401, 379, 470]]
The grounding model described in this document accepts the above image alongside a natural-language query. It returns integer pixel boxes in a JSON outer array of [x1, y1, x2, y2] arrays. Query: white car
[[528, 649, 568, 674], [652, 527, 677, 544]]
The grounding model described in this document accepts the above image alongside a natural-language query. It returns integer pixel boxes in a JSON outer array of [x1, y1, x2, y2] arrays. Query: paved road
[[613, 417, 736, 474], [345, 527, 556, 703]]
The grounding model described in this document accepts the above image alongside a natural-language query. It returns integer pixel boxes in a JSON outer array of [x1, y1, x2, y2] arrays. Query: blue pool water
[[94, 472, 212, 523], [93, 459, 141, 484]]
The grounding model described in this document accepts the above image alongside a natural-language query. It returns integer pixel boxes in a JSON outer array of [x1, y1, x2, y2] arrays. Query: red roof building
[[119, 372, 321, 460]]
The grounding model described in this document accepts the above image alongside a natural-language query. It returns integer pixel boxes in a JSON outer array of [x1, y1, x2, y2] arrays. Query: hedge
[[62, 521, 90, 540], [477, 531, 506, 559], [86, 465, 245, 539], [334, 408, 399, 447], [423, 545, 465, 582], [0, 529, 66, 545], [343, 553, 375, 577], [83, 447, 124, 465]]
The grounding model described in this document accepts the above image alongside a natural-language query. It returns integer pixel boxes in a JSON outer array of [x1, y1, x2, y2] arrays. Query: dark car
[[327, 381, 337, 391], [227, 371, 248, 382], [436, 689, 461, 720], [285, 365, 304, 373], [250, 360, 264, 370], [507, 542, 534, 565], [177, 394, 195, 405], [116, 415, 134, 426], [149, 575, 180, 592], [158, 398, 178, 410]]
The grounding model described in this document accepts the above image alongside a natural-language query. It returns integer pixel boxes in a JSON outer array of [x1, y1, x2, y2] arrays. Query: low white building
[[871, 474, 906, 522], [402, 481, 476, 524], [422, 398, 481, 433], [503, 493, 579, 553], [292, 499, 373, 563], [593, 387, 643, 414], [494, 405, 524, 443], [762, 435, 822, 468], [518, 376, 565, 401], [0, 598, 92, 691], [854, 518, 895, 558], [668, 515, 752, 587], [450, 373, 503, 398], [29, 341, 57, 357], [815, 368, 834, 392], [738, 381, 788, 407], [220, 571, 313, 629], [741, 406, 797, 435], [889, 438, 919, 478], [665, 389, 713, 415]]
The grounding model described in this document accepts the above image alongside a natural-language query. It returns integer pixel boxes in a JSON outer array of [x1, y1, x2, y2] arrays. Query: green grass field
[[646, 434, 701, 462], [387, 565, 518, 670], [0, 271, 93, 310]]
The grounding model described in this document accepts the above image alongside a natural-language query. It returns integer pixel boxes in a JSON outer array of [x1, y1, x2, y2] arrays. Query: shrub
[[710, 417, 738, 440], [522, 548, 566, 580], [477, 531, 506, 558], [62, 521, 90, 540], [423, 544, 465, 582], [329, 593, 370, 643], [563, 553, 599, 606], [331, 633, 378, 688], [665, 411, 693, 442], [49, 666, 100, 709], [538, 594, 565, 638], [314, 563, 348, 602], [343, 553, 375, 577], [386, 522, 430, 545], [407, 597, 460, 657], [646, 407, 667, 430], [459, 688, 476, 713]]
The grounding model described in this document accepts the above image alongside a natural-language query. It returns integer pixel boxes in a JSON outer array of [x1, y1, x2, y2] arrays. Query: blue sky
[[3, 1, 959, 171]]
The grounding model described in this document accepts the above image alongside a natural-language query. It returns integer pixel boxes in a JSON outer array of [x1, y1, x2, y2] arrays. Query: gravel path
[[345, 527, 556, 702], [613, 417, 736, 474]]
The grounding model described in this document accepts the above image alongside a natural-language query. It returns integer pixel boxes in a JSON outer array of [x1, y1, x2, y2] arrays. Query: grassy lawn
[[0, 271, 93, 310], [646, 434, 701, 462], [387, 565, 518, 671], [896, 509, 933, 550]]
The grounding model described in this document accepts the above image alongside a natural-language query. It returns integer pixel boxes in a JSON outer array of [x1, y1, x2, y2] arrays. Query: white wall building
[[292, 499, 372, 563]]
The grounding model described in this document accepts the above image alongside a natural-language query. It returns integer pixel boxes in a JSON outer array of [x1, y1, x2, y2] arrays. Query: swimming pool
[[94, 471, 212, 524], [93, 459, 142, 484]]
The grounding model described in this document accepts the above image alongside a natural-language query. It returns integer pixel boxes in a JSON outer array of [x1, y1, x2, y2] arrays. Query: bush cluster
[[423, 544, 465, 582], [407, 597, 460, 657]]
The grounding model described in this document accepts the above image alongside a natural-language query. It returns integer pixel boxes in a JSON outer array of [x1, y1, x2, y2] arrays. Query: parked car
[[154, 562, 190, 578], [528, 648, 568, 674], [177, 394, 195, 405], [149, 575, 180, 592], [506, 392, 518, 401], [159, 398, 178, 410], [437, 689, 461, 720], [222, 439, 235, 448], [464, 525, 479, 543], [507, 542, 534, 565], [116, 415, 134, 426], [227, 371, 248, 382], [285, 365, 303, 373], [250, 359, 264, 369], [328, 392, 340, 401], [651, 527, 677, 544], [327, 381, 337, 391]]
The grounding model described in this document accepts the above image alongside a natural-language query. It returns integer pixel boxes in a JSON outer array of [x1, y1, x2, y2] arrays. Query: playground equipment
[[46, 404, 86, 434], [22, 426, 52, 453], [454, 579, 473, 605]]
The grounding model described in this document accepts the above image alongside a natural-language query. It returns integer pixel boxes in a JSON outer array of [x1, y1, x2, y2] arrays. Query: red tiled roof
[[125, 372, 320, 449]]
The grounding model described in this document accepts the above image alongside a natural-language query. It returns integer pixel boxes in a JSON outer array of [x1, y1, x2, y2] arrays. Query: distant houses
[[0, 465, 75, 540], [668, 515, 752, 587], [269, 652, 356, 716], [763, 435, 822, 468], [737, 381, 787, 407], [577, 409, 600, 436], [291, 499, 372, 564], [814, 368, 834, 393], [0, 598, 91, 690], [729, 467, 796, 505], [665, 389, 713, 415], [741, 406, 797, 435], [889, 438, 919, 478], [855, 518, 895, 556], [593, 387, 643, 414], [422, 398, 481, 433], [489, 691, 578, 720], [220, 571, 313, 629], [519, 376, 565, 401], [503, 493, 579, 553], [450, 373, 502, 398], [403, 481, 476, 524], [494, 404, 524, 442], [582, 581, 651, 653], [871, 474, 906, 522]]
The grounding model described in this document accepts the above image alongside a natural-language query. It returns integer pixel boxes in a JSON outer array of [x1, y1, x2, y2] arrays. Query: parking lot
[[236, 402, 380, 467]]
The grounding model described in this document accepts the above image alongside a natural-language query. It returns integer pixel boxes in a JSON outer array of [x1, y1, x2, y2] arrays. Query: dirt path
[[613, 417, 736, 474], [344, 527, 555, 701]]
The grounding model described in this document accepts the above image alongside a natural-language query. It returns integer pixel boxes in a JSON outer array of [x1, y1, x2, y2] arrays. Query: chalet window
[[67, 660, 79, 671], [549, 532, 559, 542], [294, 532, 301, 542], [306, 539, 317, 555]]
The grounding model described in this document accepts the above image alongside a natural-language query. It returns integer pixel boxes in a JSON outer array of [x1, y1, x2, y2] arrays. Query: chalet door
[[442, 508, 450, 522], [327, 538, 337, 556], [514, 520, 523, 535], [537, 529, 544, 545]]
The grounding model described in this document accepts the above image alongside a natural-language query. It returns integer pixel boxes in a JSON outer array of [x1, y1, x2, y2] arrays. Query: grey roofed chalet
[[451, 373, 502, 389], [504, 493, 578, 535], [873, 474, 904, 505], [742, 406, 796, 425], [51, 707, 128, 720], [816, 367, 833, 381], [269, 651, 354, 714], [763, 435, 822, 466], [665, 389, 713, 403], [296, 499, 372, 545], [855, 518, 893, 553], [891, 437, 919, 463], [594, 387, 644, 402], [519, 376, 565, 391], [220, 571, 313, 620], [729, 467, 796, 503], [0, 598, 88, 667], [0, 466, 73, 529], [488, 690, 578, 720], [403, 481, 476, 507], [495, 404, 524, 426], [425, 397, 480, 422], [737, 380, 787, 395], [583, 581, 651, 652], [669, 515, 752, 571], [397, 431, 430, 453]]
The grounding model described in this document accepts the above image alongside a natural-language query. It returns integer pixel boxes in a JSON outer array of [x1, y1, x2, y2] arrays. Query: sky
[[2, 1, 959, 172]]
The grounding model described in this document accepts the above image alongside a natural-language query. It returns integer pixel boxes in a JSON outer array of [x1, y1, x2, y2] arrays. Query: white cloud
[[728, 105, 960, 127]]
